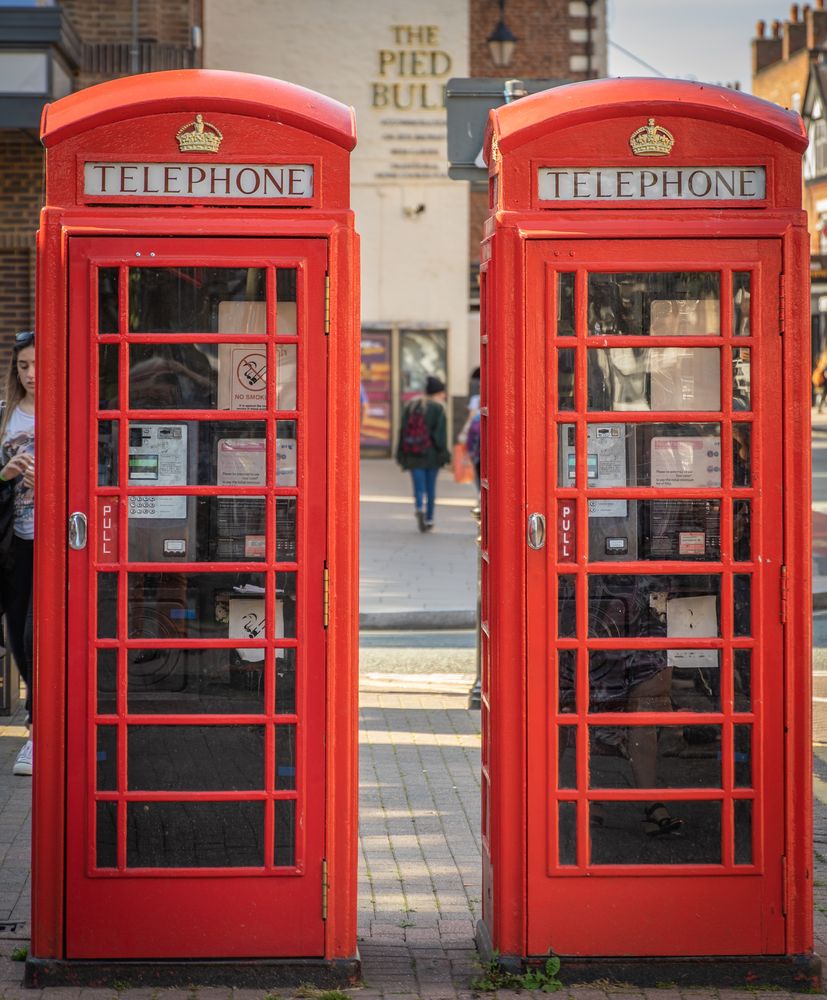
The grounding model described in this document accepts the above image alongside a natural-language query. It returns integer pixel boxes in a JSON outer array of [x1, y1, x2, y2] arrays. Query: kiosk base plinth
[[475, 922, 821, 991], [24, 954, 361, 990]]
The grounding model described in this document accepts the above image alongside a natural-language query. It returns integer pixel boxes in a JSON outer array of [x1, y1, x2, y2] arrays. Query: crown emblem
[[629, 118, 674, 157], [176, 114, 223, 153]]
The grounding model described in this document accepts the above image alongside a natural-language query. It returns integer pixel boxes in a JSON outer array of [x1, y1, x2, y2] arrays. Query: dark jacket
[[395, 396, 451, 470]]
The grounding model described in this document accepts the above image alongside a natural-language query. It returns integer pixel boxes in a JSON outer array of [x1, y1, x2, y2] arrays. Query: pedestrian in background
[[0, 331, 36, 776], [814, 347, 827, 413], [395, 375, 451, 532]]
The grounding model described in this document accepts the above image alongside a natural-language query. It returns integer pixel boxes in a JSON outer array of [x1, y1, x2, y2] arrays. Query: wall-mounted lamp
[[487, 0, 518, 69], [403, 204, 426, 218]]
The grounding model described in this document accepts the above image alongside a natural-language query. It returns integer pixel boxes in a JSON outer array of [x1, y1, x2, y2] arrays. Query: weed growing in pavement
[[9, 947, 26, 962], [472, 953, 563, 992], [263, 993, 281, 1000], [293, 988, 350, 1000], [815, 850, 827, 864]]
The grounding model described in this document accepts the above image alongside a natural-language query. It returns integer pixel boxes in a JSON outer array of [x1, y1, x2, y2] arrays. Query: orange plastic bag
[[452, 443, 475, 484]]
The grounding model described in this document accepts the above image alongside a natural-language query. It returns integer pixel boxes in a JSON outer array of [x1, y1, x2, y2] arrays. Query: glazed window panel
[[589, 800, 721, 865], [587, 348, 720, 412], [588, 650, 721, 712], [557, 273, 575, 336], [589, 725, 722, 789], [127, 725, 264, 791], [586, 575, 721, 640], [588, 500, 721, 562], [587, 272, 720, 336]]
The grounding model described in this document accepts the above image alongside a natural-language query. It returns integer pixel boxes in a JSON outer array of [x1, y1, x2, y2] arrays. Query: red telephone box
[[477, 79, 818, 986], [29, 70, 359, 986]]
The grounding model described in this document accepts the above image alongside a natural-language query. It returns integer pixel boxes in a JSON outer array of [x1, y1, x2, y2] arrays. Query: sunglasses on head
[[14, 331, 34, 348]]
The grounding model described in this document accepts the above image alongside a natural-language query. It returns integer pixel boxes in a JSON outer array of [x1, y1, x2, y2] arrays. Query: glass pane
[[276, 269, 297, 335], [733, 500, 751, 562], [128, 572, 266, 641], [589, 650, 721, 713], [97, 649, 118, 715], [559, 422, 721, 489], [589, 725, 721, 788], [733, 272, 751, 336], [558, 349, 575, 410], [558, 575, 576, 638], [277, 497, 297, 562], [277, 420, 298, 487], [734, 799, 753, 863], [97, 573, 118, 638], [735, 725, 752, 787], [588, 272, 720, 336], [557, 273, 575, 337], [587, 574, 721, 639], [734, 575, 752, 636], [589, 800, 721, 865], [275, 725, 296, 790], [128, 647, 265, 715], [96, 801, 117, 868], [589, 499, 721, 562], [97, 726, 117, 790], [276, 572, 297, 638], [276, 647, 297, 715], [98, 267, 119, 334], [127, 801, 263, 868], [558, 727, 576, 789], [98, 421, 118, 487], [128, 267, 266, 334], [734, 649, 752, 711], [276, 344, 297, 410], [399, 330, 447, 401], [732, 348, 751, 410], [99, 345, 119, 409], [274, 799, 296, 866], [558, 648, 576, 713], [587, 348, 720, 412], [559, 802, 577, 865], [127, 725, 264, 790], [733, 423, 751, 486]]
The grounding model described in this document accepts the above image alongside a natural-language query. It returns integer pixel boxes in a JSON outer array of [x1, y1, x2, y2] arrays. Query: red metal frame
[[479, 79, 813, 970], [33, 72, 359, 965]]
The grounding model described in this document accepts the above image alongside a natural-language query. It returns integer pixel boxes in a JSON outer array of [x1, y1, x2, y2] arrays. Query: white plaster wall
[[203, 0, 471, 398]]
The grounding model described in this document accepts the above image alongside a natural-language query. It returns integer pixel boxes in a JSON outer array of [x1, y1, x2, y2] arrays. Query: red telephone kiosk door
[[525, 238, 784, 956], [65, 236, 328, 959]]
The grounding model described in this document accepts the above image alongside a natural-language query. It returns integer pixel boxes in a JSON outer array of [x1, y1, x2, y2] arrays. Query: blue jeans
[[410, 467, 439, 523]]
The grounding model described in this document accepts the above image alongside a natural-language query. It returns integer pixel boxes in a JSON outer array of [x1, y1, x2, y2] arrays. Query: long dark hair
[[0, 331, 34, 442]]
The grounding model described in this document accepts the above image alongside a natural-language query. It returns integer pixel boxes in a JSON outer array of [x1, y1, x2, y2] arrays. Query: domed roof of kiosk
[[41, 69, 356, 150], [484, 77, 806, 161]]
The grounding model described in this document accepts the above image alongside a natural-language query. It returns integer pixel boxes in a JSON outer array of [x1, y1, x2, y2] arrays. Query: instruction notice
[[650, 436, 721, 488], [666, 594, 719, 670]]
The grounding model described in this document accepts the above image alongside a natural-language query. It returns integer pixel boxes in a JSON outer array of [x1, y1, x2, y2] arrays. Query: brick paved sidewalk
[[2, 687, 827, 999]]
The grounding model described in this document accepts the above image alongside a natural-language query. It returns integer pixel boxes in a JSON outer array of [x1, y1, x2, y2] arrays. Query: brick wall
[[0, 133, 41, 348], [62, 0, 195, 44]]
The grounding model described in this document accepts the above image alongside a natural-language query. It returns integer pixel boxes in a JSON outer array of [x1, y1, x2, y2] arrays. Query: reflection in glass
[[276, 648, 297, 715], [127, 801, 264, 868], [733, 423, 751, 486], [590, 500, 721, 562], [557, 273, 575, 336], [275, 799, 296, 866], [587, 348, 720, 412], [558, 648, 576, 713], [558, 727, 576, 789], [96, 802, 117, 868], [98, 421, 118, 486], [277, 420, 298, 487], [669, 651, 721, 714], [127, 725, 264, 790], [97, 726, 117, 790], [128, 267, 266, 334], [558, 575, 576, 638], [734, 575, 752, 636], [733, 500, 751, 562], [276, 269, 298, 335], [558, 422, 721, 489], [128, 647, 265, 715], [733, 272, 751, 336], [735, 725, 752, 787], [97, 649, 118, 715], [276, 725, 296, 790], [590, 650, 721, 713], [587, 574, 721, 639], [127, 572, 266, 641], [732, 348, 751, 410], [276, 344, 297, 410], [97, 572, 118, 638], [129, 344, 217, 409], [734, 799, 753, 863], [98, 267, 119, 335], [277, 497, 297, 562], [276, 572, 297, 638], [559, 802, 576, 865], [734, 649, 752, 711], [589, 725, 721, 788], [99, 345, 119, 409], [587, 272, 720, 336], [590, 800, 721, 865], [558, 349, 575, 410]]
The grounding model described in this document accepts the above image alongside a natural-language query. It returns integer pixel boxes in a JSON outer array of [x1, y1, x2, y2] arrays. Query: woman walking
[[395, 375, 451, 532]]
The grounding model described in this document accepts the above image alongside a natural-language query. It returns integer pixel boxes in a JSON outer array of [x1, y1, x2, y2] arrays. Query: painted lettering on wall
[[537, 166, 767, 202], [84, 162, 314, 201], [371, 24, 452, 111]]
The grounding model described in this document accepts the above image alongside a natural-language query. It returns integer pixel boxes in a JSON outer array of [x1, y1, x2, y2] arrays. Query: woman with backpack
[[394, 375, 451, 532]]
